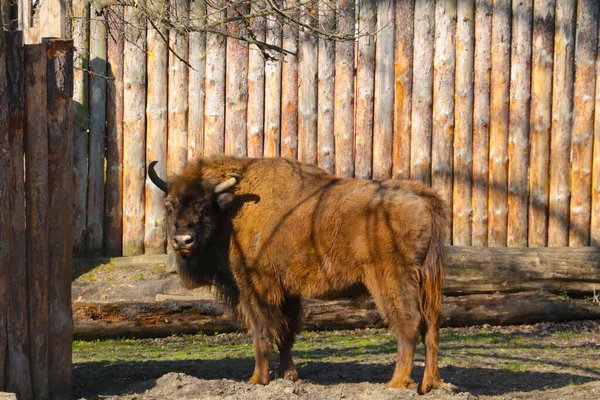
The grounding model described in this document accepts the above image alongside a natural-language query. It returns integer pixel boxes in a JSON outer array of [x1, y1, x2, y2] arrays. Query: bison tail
[[419, 194, 448, 334]]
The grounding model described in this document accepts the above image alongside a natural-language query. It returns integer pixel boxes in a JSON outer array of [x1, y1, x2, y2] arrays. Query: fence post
[[45, 38, 74, 399], [0, 24, 10, 395]]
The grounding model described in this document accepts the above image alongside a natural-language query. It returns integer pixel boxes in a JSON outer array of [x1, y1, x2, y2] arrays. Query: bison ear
[[216, 192, 236, 210]]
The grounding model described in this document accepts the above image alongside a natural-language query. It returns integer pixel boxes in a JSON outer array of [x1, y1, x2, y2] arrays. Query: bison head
[[148, 161, 240, 260]]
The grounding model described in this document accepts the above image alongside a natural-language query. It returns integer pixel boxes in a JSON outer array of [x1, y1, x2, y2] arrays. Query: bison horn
[[214, 173, 241, 195], [148, 161, 168, 193]]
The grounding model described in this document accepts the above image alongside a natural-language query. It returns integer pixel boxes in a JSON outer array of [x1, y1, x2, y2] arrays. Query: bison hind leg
[[363, 267, 421, 391], [277, 296, 303, 382]]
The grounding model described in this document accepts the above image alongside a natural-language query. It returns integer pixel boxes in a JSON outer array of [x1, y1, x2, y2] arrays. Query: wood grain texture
[[72, 0, 89, 253], [487, 0, 511, 246], [87, 7, 107, 254], [528, 0, 555, 247], [263, 13, 281, 157], [452, 0, 474, 246], [592, 7, 600, 246], [106, 7, 125, 256], [122, 5, 147, 256], [188, 0, 206, 160], [548, 0, 575, 247], [569, 0, 598, 246], [393, 0, 414, 180], [4, 31, 32, 399], [168, 0, 190, 171], [247, 13, 265, 158], [45, 39, 74, 399], [354, 0, 376, 179], [204, 1, 226, 156], [145, 15, 168, 255], [332, 0, 355, 178], [372, 0, 395, 180], [507, 0, 533, 247], [224, 3, 248, 157], [471, 0, 492, 246], [25, 43, 50, 400], [410, 0, 435, 185], [432, 0, 456, 232], [333, 0, 355, 178], [317, 1, 335, 174], [280, 0, 298, 159], [0, 27, 9, 391], [298, 1, 318, 165]]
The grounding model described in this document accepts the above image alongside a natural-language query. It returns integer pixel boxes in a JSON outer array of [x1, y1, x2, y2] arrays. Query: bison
[[148, 155, 448, 394]]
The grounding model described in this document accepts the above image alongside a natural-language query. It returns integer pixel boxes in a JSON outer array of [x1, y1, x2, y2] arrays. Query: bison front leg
[[277, 296, 302, 382]]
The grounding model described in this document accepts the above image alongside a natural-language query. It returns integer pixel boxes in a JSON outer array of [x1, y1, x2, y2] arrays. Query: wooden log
[[410, 0, 435, 185], [528, 0, 555, 247], [87, 6, 107, 255], [263, 12, 281, 158], [548, 0, 576, 247], [25, 43, 50, 400], [569, 0, 598, 247], [224, 3, 248, 157], [372, 0, 395, 180], [168, 0, 189, 169], [72, 0, 89, 253], [122, 5, 147, 256], [45, 39, 74, 399], [317, 1, 335, 174], [507, 0, 533, 247], [280, 0, 298, 160], [488, 0, 511, 247], [432, 0, 456, 236], [452, 0, 474, 246], [106, 6, 125, 256], [204, 1, 226, 156], [187, 0, 206, 160], [392, 0, 414, 180], [72, 291, 600, 340], [354, 0, 376, 179], [444, 246, 600, 295], [75, 246, 600, 301], [593, 10, 600, 246], [298, 2, 318, 165], [145, 13, 168, 255], [0, 27, 9, 391], [4, 31, 32, 399], [246, 12, 265, 158], [334, 0, 355, 178], [471, 0, 491, 246]]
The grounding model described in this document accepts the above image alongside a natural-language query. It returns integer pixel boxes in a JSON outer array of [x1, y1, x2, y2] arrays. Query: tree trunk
[[528, 0, 555, 247], [72, 292, 600, 340], [471, 0, 492, 246]]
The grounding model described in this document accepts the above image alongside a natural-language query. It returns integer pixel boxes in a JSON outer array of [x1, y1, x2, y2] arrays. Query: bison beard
[[148, 156, 449, 394]]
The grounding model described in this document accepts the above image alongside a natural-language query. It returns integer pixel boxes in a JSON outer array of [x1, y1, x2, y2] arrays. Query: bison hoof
[[385, 378, 417, 391], [417, 377, 443, 394], [248, 374, 270, 386], [282, 368, 299, 382]]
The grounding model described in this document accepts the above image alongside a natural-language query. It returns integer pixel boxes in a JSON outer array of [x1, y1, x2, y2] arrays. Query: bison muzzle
[[148, 156, 449, 394]]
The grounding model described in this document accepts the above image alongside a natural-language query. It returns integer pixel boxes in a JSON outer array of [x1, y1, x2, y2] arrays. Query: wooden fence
[[65, 0, 600, 256], [0, 32, 74, 399]]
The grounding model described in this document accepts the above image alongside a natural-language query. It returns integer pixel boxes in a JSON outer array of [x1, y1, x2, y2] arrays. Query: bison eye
[[165, 202, 174, 214]]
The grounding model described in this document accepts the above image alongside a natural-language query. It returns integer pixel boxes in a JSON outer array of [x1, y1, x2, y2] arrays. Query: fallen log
[[73, 247, 600, 299], [72, 292, 600, 340]]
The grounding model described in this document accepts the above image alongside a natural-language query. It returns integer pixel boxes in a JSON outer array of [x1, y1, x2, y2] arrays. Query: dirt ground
[[73, 319, 600, 400]]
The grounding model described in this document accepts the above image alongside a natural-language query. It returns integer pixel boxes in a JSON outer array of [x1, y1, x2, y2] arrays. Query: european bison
[[148, 155, 448, 394]]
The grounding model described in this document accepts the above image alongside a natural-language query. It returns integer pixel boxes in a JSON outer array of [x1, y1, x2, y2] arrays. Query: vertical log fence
[[10, 0, 596, 256], [1, 32, 74, 400]]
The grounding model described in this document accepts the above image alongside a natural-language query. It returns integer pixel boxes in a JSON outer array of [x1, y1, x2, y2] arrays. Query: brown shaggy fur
[[158, 155, 449, 394]]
